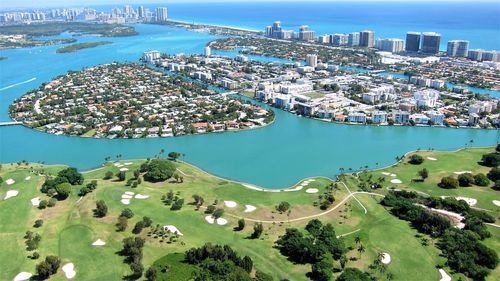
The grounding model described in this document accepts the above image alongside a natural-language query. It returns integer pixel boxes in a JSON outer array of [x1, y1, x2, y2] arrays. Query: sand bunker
[[244, 205, 256, 213], [456, 196, 477, 207], [390, 174, 397, 177], [427, 157, 437, 161], [13, 272, 32, 281], [493, 200, 500, 206], [62, 263, 76, 279], [224, 201, 237, 208], [6, 178, 15, 185], [305, 188, 319, 194], [454, 171, 472, 175], [380, 253, 391, 264], [439, 269, 451, 281], [124, 162, 133, 166], [121, 199, 131, 205], [382, 172, 391, 176], [217, 218, 228, 225], [92, 239, 106, 246], [4, 190, 19, 200], [122, 194, 133, 199], [119, 168, 129, 172], [163, 225, 183, 236], [390, 179, 402, 184], [134, 194, 149, 199], [25, 176, 31, 180], [124, 191, 135, 196], [31, 197, 41, 207], [205, 215, 215, 224]]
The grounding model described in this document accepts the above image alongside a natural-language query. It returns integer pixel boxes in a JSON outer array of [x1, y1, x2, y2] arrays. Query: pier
[[0, 121, 22, 126]]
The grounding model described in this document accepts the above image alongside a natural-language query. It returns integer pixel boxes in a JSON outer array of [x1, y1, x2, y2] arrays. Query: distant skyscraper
[[138, 6, 145, 18], [377, 38, 405, 53], [306, 54, 318, 67], [359, 30, 374, 47], [447, 40, 469, 57], [156, 7, 168, 22], [405, 32, 421, 52], [421, 32, 441, 54], [330, 34, 348, 46], [204, 46, 211, 57], [468, 49, 484, 61], [298, 25, 315, 41], [348, 32, 360, 47]]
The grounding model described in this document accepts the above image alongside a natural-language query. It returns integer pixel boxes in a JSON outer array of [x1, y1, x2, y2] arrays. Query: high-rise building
[[421, 32, 441, 54], [405, 32, 421, 52], [377, 38, 405, 53], [138, 6, 145, 18], [318, 35, 330, 44], [359, 30, 374, 47], [468, 49, 484, 61], [298, 25, 315, 41], [204, 46, 211, 57], [330, 34, 349, 46], [265, 26, 272, 37], [447, 40, 469, 57], [306, 54, 318, 68], [482, 51, 500, 62], [348, 32, 360, 47], [156, 7, 168, 22]]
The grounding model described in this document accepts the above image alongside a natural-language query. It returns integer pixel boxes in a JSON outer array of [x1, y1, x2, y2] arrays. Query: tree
[[310, 255, 333, 281], [34, 219, 44, 228], [104, 171, 113, 180], [55, 182, 71, 200], [212, 208, 225, 220], [192, 194, 204, 207], [167, 151, 181, 161], [36, 255, 61, 280], [38, 200, 48, 209], [357, 244, 365, 258], [120, 208, 134, 219], [339, 255, 347, 269], [237, 218, 246, 231], [205, 205, 216, 214], [117, 216, 128, 232], [418, 168, 429, 181], [474, 173, 490, 186], [458, 173, 474, 187], [276, 201, 291, 213], [145, 267, 157, 281], [494, 180, 500, 191], [94, 200, 108, 217], [170, 198, 184, 211], [251, 223, 264, 239], [116, 171, 126, 181], [56, 167, 83, 185], [336, 268, 372, 281], [144, 159, 176, 182], [439, 176, 459, 189], [241, 256, 253, 273], [487, 167, 500, 181], [409, 154, 424, 165], [481, 153, 500, 167]]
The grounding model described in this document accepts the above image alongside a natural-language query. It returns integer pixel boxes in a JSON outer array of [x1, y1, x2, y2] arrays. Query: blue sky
[[2, 0, 498, 9]]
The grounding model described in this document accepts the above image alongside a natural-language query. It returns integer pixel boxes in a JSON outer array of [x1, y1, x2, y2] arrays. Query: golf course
[[0, 147, 498, 281]]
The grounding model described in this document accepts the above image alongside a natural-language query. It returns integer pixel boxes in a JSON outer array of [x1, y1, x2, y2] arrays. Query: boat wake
[[0, 77, 37, 91]]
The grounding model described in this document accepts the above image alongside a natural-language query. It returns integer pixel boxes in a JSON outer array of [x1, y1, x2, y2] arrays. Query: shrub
[[409, 154, 424, 165], [38, 200, 48, 209], [36, 255, 61, 280], [251, 223, 264, 239], [205, 205, 216, 214], [170, 198, 184, 211], [418, 168, 429, 180], [487, 167, 500, 181], [116, 216, 128, 232], [120, 208, 134, 219], [34, 219, 44, 228], [458, 173, 474, 187], [276, 201, 291, 213], [47, 198, 57, 207], [439, 176, 459, 189], [104, 171, 113, 180], [55, 182, 72, 200], [116, 171, 126, 181], [494, 180, 500, 191], [474, 173, 490, 186], [212, 208, 225, 219], [237, 218, 246, 231], [94, 200, 108, 217]]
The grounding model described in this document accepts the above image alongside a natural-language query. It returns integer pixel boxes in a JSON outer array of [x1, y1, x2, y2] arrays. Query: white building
[[447, 40, 469, 57], [376, 38, 405, 53], [306, 54, 318, 68], [156, 7, 168, 22], [410, 113, 430, 125], [348, 112, 367, 123], [142, 50, 161, 63], [394, 111, 410, 124], [428, 111, 445, 125], [414, 89, 439, 108], [204, 46, 211, 57], [372, 111, 388, 124]]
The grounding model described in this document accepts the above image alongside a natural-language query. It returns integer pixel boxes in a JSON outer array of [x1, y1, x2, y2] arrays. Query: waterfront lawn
[[239, 91, 255, 98]]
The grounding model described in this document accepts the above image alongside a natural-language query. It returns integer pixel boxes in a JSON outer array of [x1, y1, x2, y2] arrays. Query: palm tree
[[354, 235, 361, 245], [357, 244, 365, 258]]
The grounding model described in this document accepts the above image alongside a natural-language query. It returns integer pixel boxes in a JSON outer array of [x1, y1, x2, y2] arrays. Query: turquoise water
[[0, 24, 499, 188]]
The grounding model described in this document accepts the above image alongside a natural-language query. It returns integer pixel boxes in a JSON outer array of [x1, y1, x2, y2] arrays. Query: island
[[9, 63, 274, 138], [1, 147, 498, 280], [0, 34, 76, 49], [56, 41, 112, 53]]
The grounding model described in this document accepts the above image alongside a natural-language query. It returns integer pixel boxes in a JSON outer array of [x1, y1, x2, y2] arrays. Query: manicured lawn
[[1, 148, 498, 281]]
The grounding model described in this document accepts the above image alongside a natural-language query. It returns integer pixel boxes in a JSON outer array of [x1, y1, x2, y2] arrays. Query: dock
[[0, 121, 22, 126]]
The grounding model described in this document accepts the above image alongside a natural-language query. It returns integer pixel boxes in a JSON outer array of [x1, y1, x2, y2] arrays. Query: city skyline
[[2, 0, 500, 9]]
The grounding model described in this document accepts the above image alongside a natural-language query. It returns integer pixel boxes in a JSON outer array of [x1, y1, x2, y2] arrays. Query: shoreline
[[7, 145, 495, 192]]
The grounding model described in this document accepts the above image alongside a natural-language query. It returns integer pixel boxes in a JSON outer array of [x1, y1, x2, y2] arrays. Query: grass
[[0, 147, 499, 281], [303, 91, 326, 99], [81, 129, 96, 137], [239, 91, 255, 98]]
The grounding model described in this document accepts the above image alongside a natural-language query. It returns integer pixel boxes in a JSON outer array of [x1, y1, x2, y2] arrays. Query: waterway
[[0, 24, 499, 188]]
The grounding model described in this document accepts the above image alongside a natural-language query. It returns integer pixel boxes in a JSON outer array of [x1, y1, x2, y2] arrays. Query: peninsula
[[9, 63, 274, 138]]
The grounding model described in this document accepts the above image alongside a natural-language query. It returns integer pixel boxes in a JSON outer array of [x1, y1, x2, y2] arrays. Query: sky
[[2, 0, 499, 10]]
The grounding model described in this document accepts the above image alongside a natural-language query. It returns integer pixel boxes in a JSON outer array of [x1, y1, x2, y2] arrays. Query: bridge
[[0, 121, 22, 127]]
